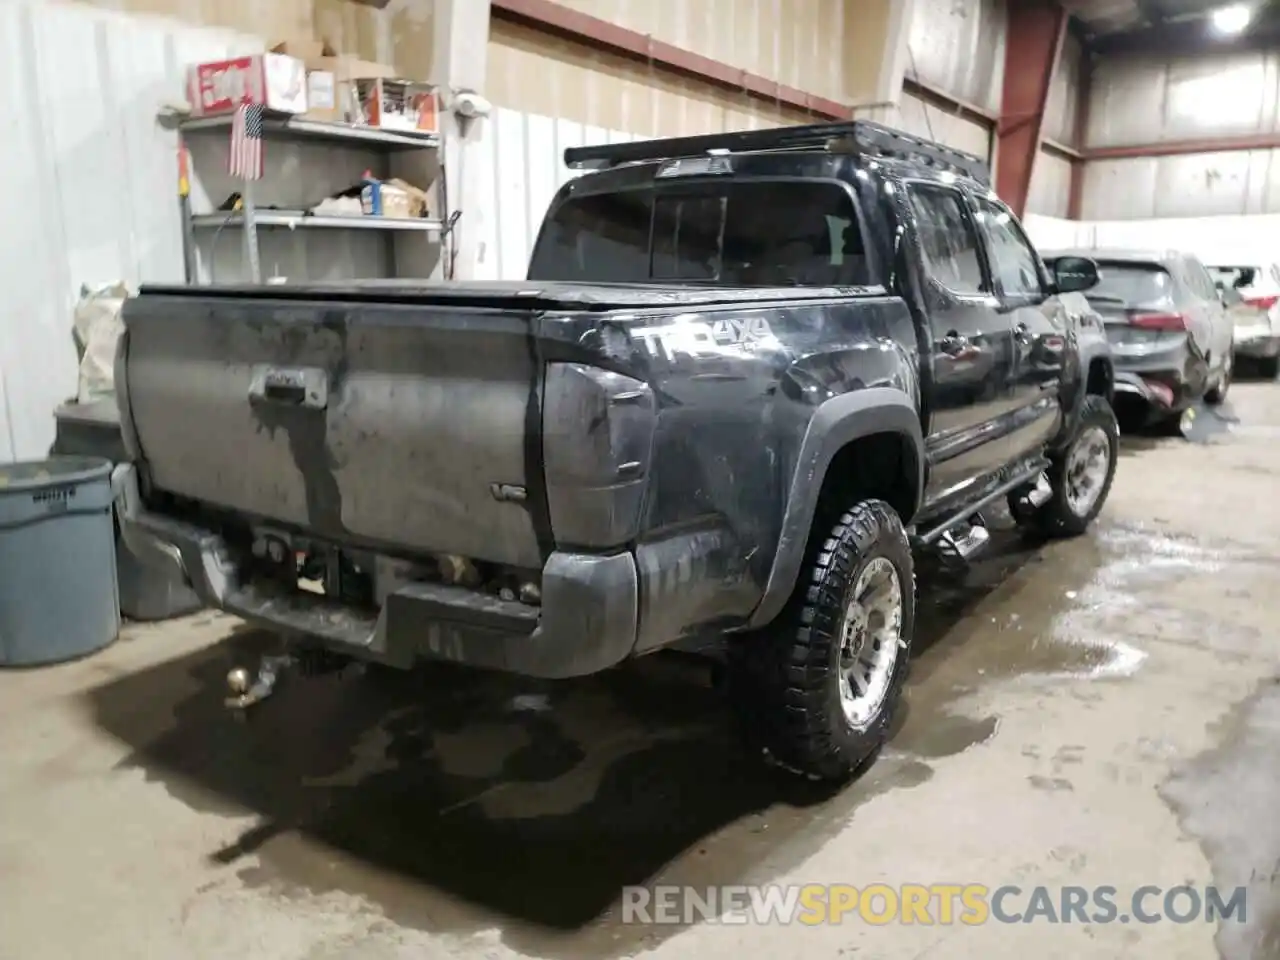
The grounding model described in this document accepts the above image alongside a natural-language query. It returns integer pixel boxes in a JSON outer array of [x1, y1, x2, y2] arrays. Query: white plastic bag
[[72, 282, 130, 405]]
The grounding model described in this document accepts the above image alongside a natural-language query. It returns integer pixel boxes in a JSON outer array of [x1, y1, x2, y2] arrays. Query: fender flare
[[748, 387, 924, 629], [1057, 343, 1114, 450]]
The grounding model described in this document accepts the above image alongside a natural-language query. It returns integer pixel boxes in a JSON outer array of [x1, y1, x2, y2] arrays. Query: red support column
[[995, 0, 1068, 217]]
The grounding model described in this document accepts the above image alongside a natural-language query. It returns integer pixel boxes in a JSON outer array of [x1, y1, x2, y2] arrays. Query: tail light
[[1142, 379, 1176, 408], [1130, 312, 1187, 332], [542, 363, 657, 550], [1245, 295, 1279, 310]]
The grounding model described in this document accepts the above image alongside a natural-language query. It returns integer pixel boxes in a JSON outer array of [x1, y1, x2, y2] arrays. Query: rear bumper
[[1232, 328, 1280, 358], [111, 464, 639, 679], [1109, 342, 1196, 410]]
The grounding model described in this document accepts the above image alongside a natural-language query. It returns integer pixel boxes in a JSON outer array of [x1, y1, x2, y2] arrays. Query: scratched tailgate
[[120, 287, 548, 569]]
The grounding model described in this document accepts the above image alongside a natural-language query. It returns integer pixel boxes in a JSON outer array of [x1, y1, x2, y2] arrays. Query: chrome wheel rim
[[838, 557, 905, 729], [1065, 425, 1111, 517]]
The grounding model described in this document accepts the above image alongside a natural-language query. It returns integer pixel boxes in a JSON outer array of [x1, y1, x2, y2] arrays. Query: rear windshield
[[528, 180, 870, 286], [1208, 265, 1259, 290], [1088, 262, 1174, 308]]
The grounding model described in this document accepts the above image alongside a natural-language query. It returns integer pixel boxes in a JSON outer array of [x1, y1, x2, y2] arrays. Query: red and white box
[[187, 53, 307, 117]]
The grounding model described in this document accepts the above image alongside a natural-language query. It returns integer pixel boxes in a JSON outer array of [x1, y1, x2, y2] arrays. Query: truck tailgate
[[121, 292, 547, 569]]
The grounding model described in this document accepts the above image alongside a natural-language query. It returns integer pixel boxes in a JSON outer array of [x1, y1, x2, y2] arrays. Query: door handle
[[248, 366, 329, 410], [940, 331, 971, 357]]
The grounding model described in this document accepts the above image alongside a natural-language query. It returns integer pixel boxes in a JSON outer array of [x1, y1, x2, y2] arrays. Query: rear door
[[903, 182, 1018, 504], [1184, 255, 1232, 364], [967, 194, 1064, 456]]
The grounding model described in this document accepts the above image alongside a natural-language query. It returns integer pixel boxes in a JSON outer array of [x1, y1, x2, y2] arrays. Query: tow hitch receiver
[[225, 653, 295, 711]]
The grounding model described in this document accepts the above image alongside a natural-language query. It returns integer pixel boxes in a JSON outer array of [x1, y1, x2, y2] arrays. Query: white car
[[1208, 264, 1280, 378]]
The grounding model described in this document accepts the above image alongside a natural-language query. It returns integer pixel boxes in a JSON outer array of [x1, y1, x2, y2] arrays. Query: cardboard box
[[303, 70, 339, 121], [188, 53, 307, 117], [361, 178, 433, 219], [270, 39, 326, 60], [318, 54, 399, 83], [350, 78, 439, 134]]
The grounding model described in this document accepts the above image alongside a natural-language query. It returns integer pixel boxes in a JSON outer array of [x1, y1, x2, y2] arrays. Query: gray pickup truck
[[114, 121, 1117, 782]]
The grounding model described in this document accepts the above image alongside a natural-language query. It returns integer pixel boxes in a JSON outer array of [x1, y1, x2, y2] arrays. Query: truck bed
[[121, 281, 879, 571]]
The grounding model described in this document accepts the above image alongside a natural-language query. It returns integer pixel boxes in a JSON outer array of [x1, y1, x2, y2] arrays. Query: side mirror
[[1053, 255, 1099, 294]]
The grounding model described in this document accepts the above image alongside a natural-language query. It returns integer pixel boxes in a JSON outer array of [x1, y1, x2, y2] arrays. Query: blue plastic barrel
[[0, 457, 119, 666]]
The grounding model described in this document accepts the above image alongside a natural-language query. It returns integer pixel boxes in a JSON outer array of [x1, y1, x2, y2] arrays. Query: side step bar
[[915, 458, 1051, 547], [913, 459, 1051, 569]]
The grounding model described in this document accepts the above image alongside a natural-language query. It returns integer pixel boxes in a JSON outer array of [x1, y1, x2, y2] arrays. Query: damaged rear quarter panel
[[544, 292, 921, 650]]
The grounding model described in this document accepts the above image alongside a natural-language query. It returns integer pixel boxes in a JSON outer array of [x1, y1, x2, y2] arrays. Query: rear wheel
[[1205, 351, 1232, 405], [727, 500, 914, 782], [1009, 395, 1119, 538]]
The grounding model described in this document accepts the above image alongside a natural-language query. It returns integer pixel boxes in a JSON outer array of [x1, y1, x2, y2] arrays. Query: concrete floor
[[5, 385, 1280, 960]]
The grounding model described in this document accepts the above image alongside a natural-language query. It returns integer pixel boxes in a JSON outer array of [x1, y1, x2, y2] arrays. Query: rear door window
[[1186, 258, 1217, 303], [1089, 262, 1175, 309], [529, 180, 870, 286], [905, 184, 988, 294], [971, 196, 1043, 298]]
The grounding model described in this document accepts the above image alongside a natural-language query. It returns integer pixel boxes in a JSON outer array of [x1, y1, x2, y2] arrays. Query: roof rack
[[562, 119, 990, 185]]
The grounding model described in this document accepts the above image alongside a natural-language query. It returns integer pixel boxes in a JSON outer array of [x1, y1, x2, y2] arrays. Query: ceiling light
[[1211, 4, 1253, 35]]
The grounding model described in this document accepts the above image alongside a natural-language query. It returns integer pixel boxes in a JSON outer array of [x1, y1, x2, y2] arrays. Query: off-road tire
[[1009, 394, 1119, 538], [1205, 352, 1232, 405], [727, 500, 914, 782]]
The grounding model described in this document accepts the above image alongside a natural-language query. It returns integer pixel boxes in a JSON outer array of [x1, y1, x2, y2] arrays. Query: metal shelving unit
[[178, 114, 445, 284], [190, 212, 444, 234], [180, 114, 441, 151]]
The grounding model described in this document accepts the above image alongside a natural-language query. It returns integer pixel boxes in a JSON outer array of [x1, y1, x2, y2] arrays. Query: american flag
[[228, 101, 264, 181]]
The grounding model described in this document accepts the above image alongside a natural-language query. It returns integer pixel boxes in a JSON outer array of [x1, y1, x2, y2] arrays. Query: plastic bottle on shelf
[[360, 168, 382, 218]]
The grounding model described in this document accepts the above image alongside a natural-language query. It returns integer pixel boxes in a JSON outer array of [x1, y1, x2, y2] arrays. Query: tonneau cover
[[138, 279, 882, 310]]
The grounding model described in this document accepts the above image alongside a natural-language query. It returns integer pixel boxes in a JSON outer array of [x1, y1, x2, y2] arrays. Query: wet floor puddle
[[1162, 679, 1280, 960], [82, 518, 1238, 957]]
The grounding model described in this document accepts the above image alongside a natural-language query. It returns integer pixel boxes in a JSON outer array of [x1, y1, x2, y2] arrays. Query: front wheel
[[1009, 394, 1119, 538], [727, 500, 914, 782]]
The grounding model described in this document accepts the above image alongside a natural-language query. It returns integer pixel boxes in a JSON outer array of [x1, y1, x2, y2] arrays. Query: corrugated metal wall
[[0, 0, 272, 461], [78, 0, 409, 70], [553, 0, 848, 105], [907, 0, 1005, 111], [880, 0, 1007, 160], [1081, 49, 1280, 219], [1044, 31, 1081, 146], [486, 18, 821, 137]]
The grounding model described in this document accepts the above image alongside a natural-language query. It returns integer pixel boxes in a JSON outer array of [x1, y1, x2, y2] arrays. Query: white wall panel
[[1022, 213, 1094, 251], [1044, 32, 1081, 147], [471, 110, 640, 281], [1069, 214, 1280, 267], [0, 1, 259, 461], [1081, 151, 1280, 220], [906, 0, 1006, 113], [1087, 50, 1280, 149], [1027, 150, 1073, 218]]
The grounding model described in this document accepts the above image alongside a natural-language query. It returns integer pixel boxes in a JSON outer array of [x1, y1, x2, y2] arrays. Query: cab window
[[529, 180, 871, 286]]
